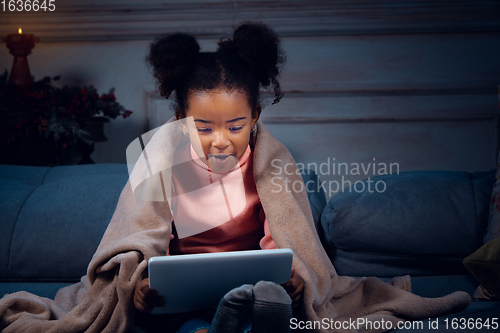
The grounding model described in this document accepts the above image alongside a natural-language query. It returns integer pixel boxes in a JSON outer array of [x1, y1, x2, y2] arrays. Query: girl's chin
[[207, 155, 239, 173]]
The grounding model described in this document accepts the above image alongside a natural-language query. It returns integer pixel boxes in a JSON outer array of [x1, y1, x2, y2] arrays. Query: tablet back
[[148, 249, 293, 314]]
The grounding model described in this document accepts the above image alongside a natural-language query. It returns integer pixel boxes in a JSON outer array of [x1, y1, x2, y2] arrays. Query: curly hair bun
[[227, 21, 285, 88], [146, 33, 200, 98]]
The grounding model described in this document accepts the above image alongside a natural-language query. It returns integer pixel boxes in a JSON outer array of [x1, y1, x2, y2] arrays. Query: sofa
[[1, 163, 499, 332]]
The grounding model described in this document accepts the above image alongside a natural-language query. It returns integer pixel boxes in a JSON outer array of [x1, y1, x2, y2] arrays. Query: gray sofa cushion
[[1, 164, 128, 282], [0, 166, 51, 280], [318, 170, 496, 277]]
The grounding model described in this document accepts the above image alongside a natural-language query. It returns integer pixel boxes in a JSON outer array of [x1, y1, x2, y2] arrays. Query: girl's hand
[[281, 267, 304, 308], [134, 278, 164, 312]]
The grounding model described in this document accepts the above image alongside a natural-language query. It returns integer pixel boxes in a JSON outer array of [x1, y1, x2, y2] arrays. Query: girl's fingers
[[134, 278, 163, 312], [143, 287, 158, 298], [288, 283, 303, 300], [135, 286, 145, 300], [286, 269, 304, 303], [134, 295, 148, 312], [281, 270, 301, 293]]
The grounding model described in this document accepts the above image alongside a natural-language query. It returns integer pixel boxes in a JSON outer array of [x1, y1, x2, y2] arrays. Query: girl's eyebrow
[[227, 117, 246, 123], [194, 117, 246, 124]]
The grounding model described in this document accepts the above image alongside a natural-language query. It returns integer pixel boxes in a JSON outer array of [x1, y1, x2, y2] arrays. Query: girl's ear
[[176, 111, 189, 133], [250, 107, 260, 149], [180, 123, 188, 134]]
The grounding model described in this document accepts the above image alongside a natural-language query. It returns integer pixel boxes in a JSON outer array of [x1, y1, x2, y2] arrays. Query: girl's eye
[[197, 128, 212, 133], [229, 126, 243, 131]]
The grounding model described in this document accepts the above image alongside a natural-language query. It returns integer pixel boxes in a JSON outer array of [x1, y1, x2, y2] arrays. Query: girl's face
[[183, 89, 259, 171]]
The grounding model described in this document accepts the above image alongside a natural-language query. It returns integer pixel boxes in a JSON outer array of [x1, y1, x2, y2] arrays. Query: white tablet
[[148, 248, 293, 314]]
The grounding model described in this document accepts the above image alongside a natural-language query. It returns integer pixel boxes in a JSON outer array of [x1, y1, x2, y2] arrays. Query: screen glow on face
[[184, 89, 257, 172]]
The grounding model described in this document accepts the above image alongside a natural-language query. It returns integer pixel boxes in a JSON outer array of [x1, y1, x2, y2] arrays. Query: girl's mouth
[[207, 154, 237, 172], [209, 154, 231, 164]]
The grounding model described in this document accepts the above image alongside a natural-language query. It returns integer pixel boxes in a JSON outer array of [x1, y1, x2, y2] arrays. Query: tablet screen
[[148, 248, 293, 314]]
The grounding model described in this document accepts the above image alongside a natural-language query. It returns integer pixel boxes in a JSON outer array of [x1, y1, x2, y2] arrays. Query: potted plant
[[0, 71, 132, 165]]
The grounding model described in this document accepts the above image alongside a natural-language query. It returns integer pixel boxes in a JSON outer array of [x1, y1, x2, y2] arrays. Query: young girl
[[133, 22, 304, 333], [0, 19, 471, 333]]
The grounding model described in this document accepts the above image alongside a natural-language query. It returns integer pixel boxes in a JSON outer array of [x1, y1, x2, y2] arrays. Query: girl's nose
[[212, 131, 230, 150]]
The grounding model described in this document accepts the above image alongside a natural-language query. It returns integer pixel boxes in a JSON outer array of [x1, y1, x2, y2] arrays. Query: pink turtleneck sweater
[[168, 140, 277, 255]]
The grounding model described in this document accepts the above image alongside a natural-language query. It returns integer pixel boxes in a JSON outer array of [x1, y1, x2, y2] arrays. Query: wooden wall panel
[[0, 0, 498, 183], [1, 1, 499, 41], [280, 35, 500, 92], [265, 121, 497, 199]]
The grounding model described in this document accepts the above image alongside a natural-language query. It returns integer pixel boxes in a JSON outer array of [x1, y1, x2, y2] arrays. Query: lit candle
[[2, 28, 39, 89]]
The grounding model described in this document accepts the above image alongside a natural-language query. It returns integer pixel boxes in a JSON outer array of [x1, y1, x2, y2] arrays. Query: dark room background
[[1, 0, 499, 198]]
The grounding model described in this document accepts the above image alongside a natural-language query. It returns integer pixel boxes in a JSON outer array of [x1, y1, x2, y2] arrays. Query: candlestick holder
[[2, 30, 39, 89]]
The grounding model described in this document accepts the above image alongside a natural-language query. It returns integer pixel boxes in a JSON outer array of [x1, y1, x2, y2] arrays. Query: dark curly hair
[[145, 21, 286, 120]]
